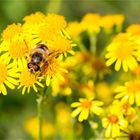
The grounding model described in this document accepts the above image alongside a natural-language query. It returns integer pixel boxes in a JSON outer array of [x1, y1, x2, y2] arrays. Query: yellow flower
[[126, 24, 140, 36], [55, 103, 73, 138], [100, 14, 124, 32], [43, 57, 68, 86], [71, 98, 103, 122], [0, 55, 19, 95], [51, 72, 72, 96], [4, 39, 28, 69], [80, 80, 95, 98], [113, 14, 125, 27], [131, 64, 140, 76], [45, 13, 67, 31], [105, 33, 138, 72], [23, 12, 74, 56], [95, 82, 114, 105], [66, 21, 83, 37], [112, 100, 137, 122], [81, 13, 101, 33], [23, 12, 46, 25], [102, 106, 128, 138], [2, 23, 22, 42], [18, 67, 44, 94], [47, 35, 74, 54], [116, 118, 140, 140], [115, 80, 140, 106], [23, 13, 67, 45], [24, 117, 55, 139]]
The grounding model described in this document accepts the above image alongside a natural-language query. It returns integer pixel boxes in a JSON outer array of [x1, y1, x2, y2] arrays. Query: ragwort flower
[[105, 33, 138, 72], [24, 117, 55, 139], [18, 65, 43, 94], [102, 105, 128, 138], [115, 80, 140, 106], [81, 13, 101, 33], [71, 98, 103, 122], [43, 57, 68, 86], [0, 55, 19, 95], [66, 21, 83, 37], [126, 24, 140, 36], [100, 14, 124, 32]]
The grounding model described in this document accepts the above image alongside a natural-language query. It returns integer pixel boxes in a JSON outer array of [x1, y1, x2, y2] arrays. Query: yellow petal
[[106, 57, 116, 66], [83, 109, 89, 120], [71, 107, 82, 118], [78, 110, 85, 122], [135, 93, 140, 106], [112, 124, 120, 138], [122, 60, 128, 72], [105, 124, 112, 138], [71, 102, 81, 107], [115, 92, 126, 99], [129, 94, 134, 105], [4, 80, 15, 89], [0, 84, 7, 95], [22, 86, 26, 95], [91, 106, 102, 115], [7, 77, 18, 85], [102, 118, 109, 128], [115, 59, 121, 71], [33, 84, 38, 92], [46, 76, 51, 86], [27, 87, 30, 93], [119, 119, 128, 128]]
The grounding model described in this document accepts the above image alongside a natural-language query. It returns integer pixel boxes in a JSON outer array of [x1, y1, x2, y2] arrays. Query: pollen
[[0, 64, 7, 84], [109, 115, 118, 124], [44, 58, 58, 77], [23, 12, 46, 25], [116, 44, 134, 60], [48, 36, 72, 53], [9, 41, 28, 59], [45, 13, 67, 31], [2, 23, 22, 41], [126, 81, 140, 94], [38, 25, 56, 41], [81, 100, 91, 109], [20, 69, 37, 87]]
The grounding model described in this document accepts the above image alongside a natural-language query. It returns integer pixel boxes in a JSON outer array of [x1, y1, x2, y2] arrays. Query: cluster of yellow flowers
[[1, 11, 140, 140], [0, 12, 74, 95], [66, 13, 140, 140], [66, 13, 124, 37]]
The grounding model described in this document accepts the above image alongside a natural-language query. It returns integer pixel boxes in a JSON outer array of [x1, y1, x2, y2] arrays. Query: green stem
[[37, 94, 43, 140], [75, 36, 87, 52], [47, 0, 62, 13], [89, 32, 97, 54]]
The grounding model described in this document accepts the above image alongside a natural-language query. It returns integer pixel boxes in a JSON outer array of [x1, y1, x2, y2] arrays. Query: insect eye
[[34, 65, 40, 71], [28, 63, 33, 69], [27, 63, 40, 72]]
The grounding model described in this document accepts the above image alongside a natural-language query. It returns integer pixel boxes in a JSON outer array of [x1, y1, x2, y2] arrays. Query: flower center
[[9, 41, 28, 59], [116, 44, 134, 60], [0, 64, 7, 84], [109, 115, 118, 124], [44, 58, 58, 77], [81, 100, 91, 109], [20, 69, 37, 86], [2, 23, 22, 41], [122, 102, 130, 111], [127, 81, 140, 94], [38, 25, 54, 41]]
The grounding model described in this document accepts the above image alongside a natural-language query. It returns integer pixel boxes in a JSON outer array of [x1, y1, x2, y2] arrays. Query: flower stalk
[[36, 92, 44, 140], [89, 32, 97, 54]]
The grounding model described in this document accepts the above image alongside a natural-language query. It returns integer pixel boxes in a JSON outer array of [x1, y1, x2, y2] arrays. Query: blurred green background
[[0, 0, 140, 139]]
